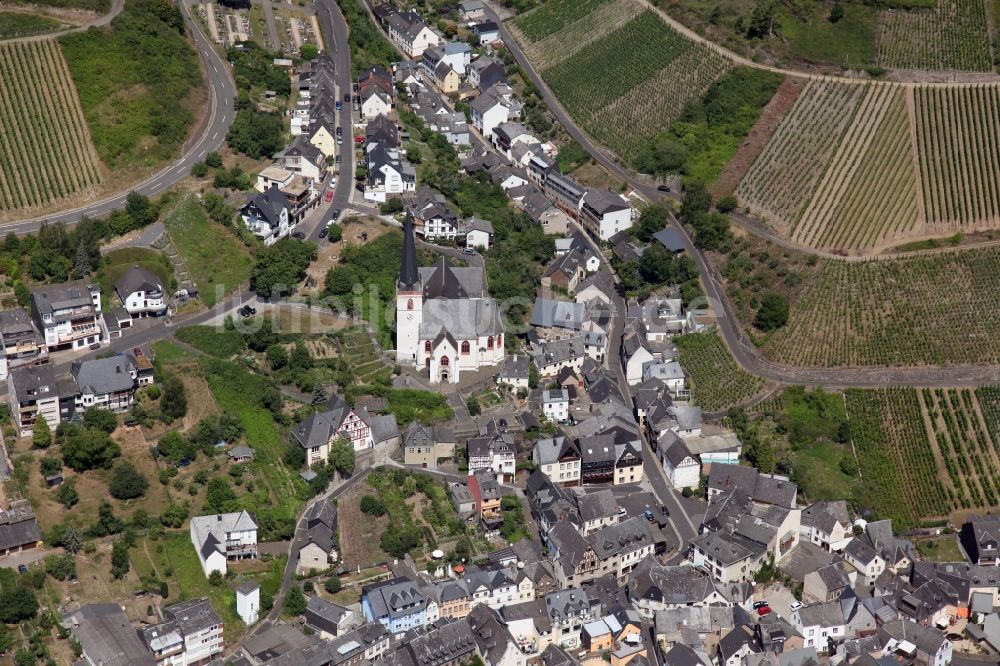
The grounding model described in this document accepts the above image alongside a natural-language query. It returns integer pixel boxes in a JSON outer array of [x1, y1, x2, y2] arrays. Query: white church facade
[[396, 214, 505, 384]]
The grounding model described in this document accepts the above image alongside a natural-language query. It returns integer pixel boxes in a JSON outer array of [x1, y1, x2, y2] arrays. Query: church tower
[[396, 213, 422, 365]]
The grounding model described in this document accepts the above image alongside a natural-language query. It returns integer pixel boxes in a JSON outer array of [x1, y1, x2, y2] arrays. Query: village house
[[659, 431, 701, 490], [240, 185, 293, 245], [30, 279, 102, 352], [297, 496, 338, 575], [362, 576, 429, 635], [291, 395, 374, 464], [115, 266, 167, 317], [0, 308, 45, 381], [382, 7, 439, 57], [533, 436, 581, 487], [800, 500, 853, 552], [189, 510, 258, 576], [579, 188, 633, 241], [467, 427, 516, 483]]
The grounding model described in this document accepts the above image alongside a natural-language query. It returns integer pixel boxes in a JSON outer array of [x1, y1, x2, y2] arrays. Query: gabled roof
[[116, 265, 162, 297], [72, 355, 137, 396]]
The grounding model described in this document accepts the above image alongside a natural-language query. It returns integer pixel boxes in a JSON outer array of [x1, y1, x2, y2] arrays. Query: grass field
[[514, 1, 731, 163], [876, 0, 992, 71], [0, 11, 64, 38], [96, 247, 175, 309], [674, 330, 765, 411], [175, 325, 247, 359], [163, 196, 254, 307], [199, 356, 306, 538], [60, 0, 202, 169], [0, 39, 104, 217]]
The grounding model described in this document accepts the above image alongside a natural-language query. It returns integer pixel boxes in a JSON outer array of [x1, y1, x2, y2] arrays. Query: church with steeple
[[396, 214, 505, 384]]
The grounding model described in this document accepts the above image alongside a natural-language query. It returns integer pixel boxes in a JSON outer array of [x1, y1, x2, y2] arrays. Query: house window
[[407, 298, 414, 310], [424, 341, 431, 353], [487, 336, 494, 350], [497, 334, 502, 348], [461, 341, 470, 355], [440, 356, 450, 367]]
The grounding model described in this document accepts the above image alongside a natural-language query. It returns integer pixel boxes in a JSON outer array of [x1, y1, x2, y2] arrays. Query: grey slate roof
[[72, 355, 136, 395], [115, 265, 162, 297], [165, 598, 223, 637], [63, 603, 156, 666]]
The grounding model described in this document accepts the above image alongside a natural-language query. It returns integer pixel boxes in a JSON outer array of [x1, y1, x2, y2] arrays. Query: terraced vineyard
[[914, 85, 1000, 231], [517, 0, 644, 69], [675, 330, 765, 411], [919, 388, 1000, 512], [512, 0, 612, 41], [734, 80, 866, 237], [735, 78, 1000, 252], [846, 388, 954, 529], [735, 243, 1000, 368], [875, 0, 992, 72], [0, 39, 103, 218], [794, 85, 920, 250], [514, 1, 731, 162]]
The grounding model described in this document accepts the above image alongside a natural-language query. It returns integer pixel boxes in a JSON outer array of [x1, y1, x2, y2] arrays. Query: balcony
[[57, 323, 98, 343]]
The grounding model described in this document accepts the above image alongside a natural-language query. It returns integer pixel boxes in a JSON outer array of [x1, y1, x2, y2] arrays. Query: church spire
[[398, 212, 419, 290]]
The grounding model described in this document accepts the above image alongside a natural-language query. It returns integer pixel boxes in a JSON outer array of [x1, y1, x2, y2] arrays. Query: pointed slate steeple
[[398, 212, 420, 290]]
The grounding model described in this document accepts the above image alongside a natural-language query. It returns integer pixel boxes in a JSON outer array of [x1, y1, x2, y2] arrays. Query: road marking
[[212, 62, 218, 73]]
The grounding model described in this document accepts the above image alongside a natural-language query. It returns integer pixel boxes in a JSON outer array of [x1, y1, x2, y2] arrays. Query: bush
[[82, 408, 118, 434], [324, 576, 342, 593], [61, 425, 120, 471], [55, 480, 79, 508], [32, 415, 52, 448], [754, 293, 790, 332], [360, 495, 387, 516], [328, 225, 343, 243], [109, 461, 149, 500], [160, 375, 188, 420], [44, 554, 76, 581]]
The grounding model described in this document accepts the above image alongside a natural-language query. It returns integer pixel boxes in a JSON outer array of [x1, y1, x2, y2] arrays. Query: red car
[[325, 190, 334, 203], [756, 606, 772, 616]]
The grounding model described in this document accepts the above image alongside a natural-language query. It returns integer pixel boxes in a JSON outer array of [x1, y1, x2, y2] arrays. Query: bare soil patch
[[338, 480, 390, 569], [713, 76, 807, 198], [304, 216, 393, 291]]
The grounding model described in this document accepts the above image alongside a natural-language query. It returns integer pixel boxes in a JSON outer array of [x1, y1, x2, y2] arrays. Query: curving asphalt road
[[3, 0, 236, 234], [493, 8, 1000, 388], [1, 0, 124, 44]]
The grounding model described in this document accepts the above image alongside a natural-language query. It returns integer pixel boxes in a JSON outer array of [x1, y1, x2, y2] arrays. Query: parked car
[[319, 227, 329, 239], [790, 602, 804, 612], [335, 100, 342, 110], [657, 184, 671, 192], [336, 154, 342, 164], [17, 565, 27, 574], [344, 93, 351, 102], [643, 509, 654, 522], [89, 342, 101, 350], [325, 190, 334, 203], [331, 209, 341, 221], [756, 606, 772, 616], [752, 601, 769, 610], [336, 126, 343, 136], [462, 247, 476, 255], [291, 230, 306, 239]]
